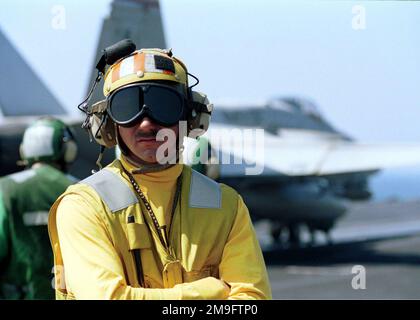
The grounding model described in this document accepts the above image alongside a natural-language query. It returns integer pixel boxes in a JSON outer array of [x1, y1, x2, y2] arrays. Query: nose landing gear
[[270, 222, 333, 247]]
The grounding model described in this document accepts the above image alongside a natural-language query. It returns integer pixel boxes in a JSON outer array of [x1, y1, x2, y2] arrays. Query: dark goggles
[[106, 83, 188, 127]]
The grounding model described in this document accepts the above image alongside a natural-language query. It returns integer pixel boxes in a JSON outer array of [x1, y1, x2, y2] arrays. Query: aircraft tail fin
[[87, 0, 167, 103], [0, 27, 67, 118]]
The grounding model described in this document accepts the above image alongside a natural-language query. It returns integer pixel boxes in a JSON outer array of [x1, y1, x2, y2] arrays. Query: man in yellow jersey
[[48, 40, 271, 300]]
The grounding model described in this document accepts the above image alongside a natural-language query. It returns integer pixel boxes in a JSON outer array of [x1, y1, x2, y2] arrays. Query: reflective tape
[[81, 169, 138, 213], [81, 168, 221, 212], [119, 55, 135, 79], [9, 169, 36, 184], [189, 170, 221, 209], [23, 211, 49, 226]]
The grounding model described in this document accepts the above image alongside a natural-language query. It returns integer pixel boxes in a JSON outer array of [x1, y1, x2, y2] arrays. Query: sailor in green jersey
[[0, 117, 78, 299]]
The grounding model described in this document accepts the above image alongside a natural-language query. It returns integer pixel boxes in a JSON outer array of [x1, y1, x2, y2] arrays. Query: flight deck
[[257, 199, 420, 299]]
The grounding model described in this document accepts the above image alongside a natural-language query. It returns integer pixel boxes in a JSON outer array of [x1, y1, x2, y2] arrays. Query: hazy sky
[[0, 0, 419, 143]]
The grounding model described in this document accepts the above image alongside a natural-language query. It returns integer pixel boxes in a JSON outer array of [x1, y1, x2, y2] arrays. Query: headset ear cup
[[63, 140, 78, 164], [188, 91, 212, 138], [89, 113, 117, 148]]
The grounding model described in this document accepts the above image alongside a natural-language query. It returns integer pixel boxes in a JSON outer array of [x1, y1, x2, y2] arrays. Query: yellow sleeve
[[219, 195, 272, 300], [56, 193, 229, 300]]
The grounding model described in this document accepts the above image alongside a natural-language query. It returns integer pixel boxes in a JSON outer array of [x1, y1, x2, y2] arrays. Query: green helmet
[[20, 117, 78, 166]]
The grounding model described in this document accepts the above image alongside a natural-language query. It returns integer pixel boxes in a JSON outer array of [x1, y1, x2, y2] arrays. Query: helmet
[[20, 117, 78, 166], [87, 48, 213, 149], [103, 48, 189, 97]]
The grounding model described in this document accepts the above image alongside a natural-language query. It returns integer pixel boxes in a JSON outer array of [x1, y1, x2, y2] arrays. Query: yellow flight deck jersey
[[48, 156, 271, 300]]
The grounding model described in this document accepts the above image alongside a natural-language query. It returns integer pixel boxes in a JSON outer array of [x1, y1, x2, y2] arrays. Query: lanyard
[[121, 165, 182, 251]]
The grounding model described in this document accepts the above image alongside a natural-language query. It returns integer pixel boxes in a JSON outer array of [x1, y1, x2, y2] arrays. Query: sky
[[0, 0, 419, 143]]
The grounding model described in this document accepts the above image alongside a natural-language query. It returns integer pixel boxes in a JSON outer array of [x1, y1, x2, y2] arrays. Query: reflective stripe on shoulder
[[23, 211, 49, 226], [189, 170, 221, 209], [9, 169, 36, 184], [80, 169, 138, 213]]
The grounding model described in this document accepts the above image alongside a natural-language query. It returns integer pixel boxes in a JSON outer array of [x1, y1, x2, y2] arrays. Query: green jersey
[[0, 164, 74, 299]]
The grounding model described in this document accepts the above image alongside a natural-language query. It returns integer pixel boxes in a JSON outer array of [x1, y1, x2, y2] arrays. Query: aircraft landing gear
[[324, 230, 333, 245], [269, 222, 286, 244], [269, 222, 334, 248], [288, 223, 301, 247], [269, 222, 305, 248], [308, 227, 317, 246]]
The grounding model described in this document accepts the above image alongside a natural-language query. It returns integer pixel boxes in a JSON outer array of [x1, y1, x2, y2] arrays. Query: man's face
[[118, 117, 179, 164]]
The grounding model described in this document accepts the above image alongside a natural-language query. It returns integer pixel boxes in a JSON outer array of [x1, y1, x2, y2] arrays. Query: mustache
[[134, 129, 159, 139]]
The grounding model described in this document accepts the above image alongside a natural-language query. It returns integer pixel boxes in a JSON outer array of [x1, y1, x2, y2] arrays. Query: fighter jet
[[88, 0, 420, 245], [183, 98, 420, 245], [0, 26, 116, 179]]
